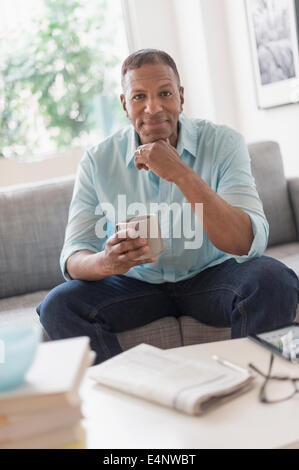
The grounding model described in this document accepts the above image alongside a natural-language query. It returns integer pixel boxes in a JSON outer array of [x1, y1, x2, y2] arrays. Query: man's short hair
[[121, 49, 181, 91]]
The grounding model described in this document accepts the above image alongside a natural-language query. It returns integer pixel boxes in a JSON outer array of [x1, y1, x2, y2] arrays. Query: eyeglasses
[[248, 354, 299, 404]]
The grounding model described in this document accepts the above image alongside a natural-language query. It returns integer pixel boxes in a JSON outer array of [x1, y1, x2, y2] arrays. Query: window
[[0, 0, 129, 161]]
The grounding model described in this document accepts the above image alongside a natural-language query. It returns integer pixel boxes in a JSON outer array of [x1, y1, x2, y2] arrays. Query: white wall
[[199, 0, 240, 129]]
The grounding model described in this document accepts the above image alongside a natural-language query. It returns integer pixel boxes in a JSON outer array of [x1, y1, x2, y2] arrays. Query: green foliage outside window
[[0, 0, 127, 159]]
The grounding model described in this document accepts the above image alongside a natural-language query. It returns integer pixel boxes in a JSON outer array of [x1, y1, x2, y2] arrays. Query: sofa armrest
[[288, 177, 299, 238]]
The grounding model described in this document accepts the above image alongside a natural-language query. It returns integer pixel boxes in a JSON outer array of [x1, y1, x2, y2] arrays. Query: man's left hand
[[134, 139, 188, 183]]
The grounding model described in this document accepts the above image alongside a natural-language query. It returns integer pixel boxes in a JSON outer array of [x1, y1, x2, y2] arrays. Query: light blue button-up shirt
[[60, 113, 268, 283]]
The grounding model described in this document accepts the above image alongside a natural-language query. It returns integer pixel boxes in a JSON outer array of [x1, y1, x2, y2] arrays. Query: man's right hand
[[99, 228, 157, 276]]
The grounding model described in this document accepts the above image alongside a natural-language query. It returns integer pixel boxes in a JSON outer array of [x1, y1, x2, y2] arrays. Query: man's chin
[[139, 130, 170, 144]]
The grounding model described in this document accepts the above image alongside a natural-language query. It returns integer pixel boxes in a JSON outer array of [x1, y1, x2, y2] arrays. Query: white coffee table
[[80, 337, 299, 449]]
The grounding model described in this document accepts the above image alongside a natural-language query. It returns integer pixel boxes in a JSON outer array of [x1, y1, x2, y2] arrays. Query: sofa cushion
[[117, 316, 183, 350], [179, 316, 231, 345], [0, 176, 75, 299], [0, 290, 49, 327], [248, 141, 296, 247]]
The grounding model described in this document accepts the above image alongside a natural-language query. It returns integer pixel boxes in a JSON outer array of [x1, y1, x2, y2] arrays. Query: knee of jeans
[[37, 284, 69, 330], [255, 257, 299, 314]]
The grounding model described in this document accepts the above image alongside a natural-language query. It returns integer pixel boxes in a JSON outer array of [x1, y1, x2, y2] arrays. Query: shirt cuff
[[60, 243, 99, 281], [230, 212, 269, 263]]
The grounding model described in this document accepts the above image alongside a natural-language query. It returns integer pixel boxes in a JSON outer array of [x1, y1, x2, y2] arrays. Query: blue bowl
[[0, 324, 42, 392]]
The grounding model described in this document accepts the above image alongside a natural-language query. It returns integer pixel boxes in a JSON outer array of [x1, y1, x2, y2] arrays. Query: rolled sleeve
[[216, 131, 269, 262], [232, 210, 269, 263], [60, 152, 107, 280]]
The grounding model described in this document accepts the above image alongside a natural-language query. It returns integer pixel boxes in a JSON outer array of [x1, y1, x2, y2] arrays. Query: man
[[37, 49, 299, 364]]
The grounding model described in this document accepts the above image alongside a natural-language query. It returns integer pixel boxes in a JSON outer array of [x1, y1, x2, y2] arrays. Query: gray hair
[[121, 48, 181, 91]]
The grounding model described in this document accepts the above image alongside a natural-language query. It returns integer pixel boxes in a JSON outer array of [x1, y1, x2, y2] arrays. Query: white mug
[[116, 214, 163, 260]]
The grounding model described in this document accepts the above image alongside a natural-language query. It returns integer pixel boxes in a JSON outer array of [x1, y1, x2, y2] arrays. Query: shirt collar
[[176, 113, 197, 158], [125, 113, 197, 168], [125, 127, 141, 168]]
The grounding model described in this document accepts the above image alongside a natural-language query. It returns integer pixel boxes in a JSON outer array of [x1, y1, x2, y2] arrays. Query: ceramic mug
[[116, 214, 163, 260]]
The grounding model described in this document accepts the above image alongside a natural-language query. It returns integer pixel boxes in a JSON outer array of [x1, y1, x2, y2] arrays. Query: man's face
[[120, 63, 184, 146]]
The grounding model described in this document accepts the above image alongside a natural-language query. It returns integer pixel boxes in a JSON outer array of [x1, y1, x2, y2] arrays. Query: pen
[[212, 355, 250, 375]]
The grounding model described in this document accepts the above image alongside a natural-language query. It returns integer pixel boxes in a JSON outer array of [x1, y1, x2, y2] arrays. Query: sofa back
[[0, 176, 74, 299], [248, 141, 296, 247]]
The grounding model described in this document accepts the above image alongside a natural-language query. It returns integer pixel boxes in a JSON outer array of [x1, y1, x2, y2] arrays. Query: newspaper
[[89, 344, 254, 415]]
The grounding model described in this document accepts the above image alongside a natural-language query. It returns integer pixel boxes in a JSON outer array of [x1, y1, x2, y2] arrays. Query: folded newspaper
[[89, 344, 254, 415]]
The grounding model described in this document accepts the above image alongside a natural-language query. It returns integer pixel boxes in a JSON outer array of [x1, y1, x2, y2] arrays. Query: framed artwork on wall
[[245, 0, 299, 109]]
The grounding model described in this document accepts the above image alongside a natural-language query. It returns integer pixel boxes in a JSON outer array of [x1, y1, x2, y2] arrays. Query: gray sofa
[[0, 141, 299, 350]]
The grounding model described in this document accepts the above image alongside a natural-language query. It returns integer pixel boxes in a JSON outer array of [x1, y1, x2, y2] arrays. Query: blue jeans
[[36, 256, 299, 364]]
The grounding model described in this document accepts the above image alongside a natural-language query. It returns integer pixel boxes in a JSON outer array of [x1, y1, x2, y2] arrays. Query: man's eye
[[133, 94, 145, 101], [161, 91, 171, 97]]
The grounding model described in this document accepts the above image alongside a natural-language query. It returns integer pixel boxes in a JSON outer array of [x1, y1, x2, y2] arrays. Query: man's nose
[[144, 97, 163, 114]]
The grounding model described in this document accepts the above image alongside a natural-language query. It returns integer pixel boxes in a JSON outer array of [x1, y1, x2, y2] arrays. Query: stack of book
[[0, 336, 95, 449]]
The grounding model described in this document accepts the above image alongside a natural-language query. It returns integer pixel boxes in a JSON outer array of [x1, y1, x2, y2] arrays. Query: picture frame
[[245, 0, 299, 109]]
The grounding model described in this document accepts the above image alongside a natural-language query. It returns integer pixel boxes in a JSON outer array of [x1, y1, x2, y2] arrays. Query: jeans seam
[[177, 285, 246, 299], [177, 317, 185, 347], [90, 292, 166, 320], [95, 323, 112, 360], [238, 301, 248, 337]]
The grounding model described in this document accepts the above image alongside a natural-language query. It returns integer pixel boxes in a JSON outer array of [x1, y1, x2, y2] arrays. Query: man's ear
[[179, 86, 184, 112], [120, 94, 128, 118]]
